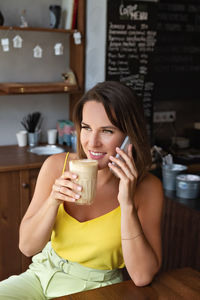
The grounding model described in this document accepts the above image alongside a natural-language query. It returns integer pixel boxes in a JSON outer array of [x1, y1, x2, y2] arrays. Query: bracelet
[[121, 232, 143, 240]]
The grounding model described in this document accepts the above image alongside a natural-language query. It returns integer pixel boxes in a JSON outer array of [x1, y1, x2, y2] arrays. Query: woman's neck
[[97, 167, 119, 187]]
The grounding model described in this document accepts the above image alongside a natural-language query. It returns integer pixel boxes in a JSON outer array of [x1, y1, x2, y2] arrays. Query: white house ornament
[[13, 35, 23, 48], [33, 45, 43, 58], [1, 38, 9, 51], [54, 43, 63, 55], [73, 31, 81, 45]]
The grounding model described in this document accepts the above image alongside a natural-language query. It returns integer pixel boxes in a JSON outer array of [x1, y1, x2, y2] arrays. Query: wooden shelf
[[0, 0, 85, 119], [0, 26, 75, 34], [0, 82, 80, 95]]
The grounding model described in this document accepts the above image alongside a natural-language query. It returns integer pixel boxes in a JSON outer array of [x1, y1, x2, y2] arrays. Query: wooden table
[[54, 268, 200, 300], [0, 144, 69, 172]]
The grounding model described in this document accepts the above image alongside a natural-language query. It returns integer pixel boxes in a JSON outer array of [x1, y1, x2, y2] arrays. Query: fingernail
[[75, 194, 80, 199], [77, 186, 82, 191], [72, 174, 77, 179]]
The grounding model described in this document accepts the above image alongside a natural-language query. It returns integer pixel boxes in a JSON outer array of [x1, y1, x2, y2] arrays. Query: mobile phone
[[115, 136, 130, 159], [110, 136, 130, 176], [110, 136, 130, 177]]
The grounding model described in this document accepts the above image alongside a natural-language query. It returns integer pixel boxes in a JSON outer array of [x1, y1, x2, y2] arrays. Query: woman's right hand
[[49, 171, 82, 205]]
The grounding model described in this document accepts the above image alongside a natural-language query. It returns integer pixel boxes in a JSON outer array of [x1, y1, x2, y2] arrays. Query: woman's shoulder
[[41, 152, 78, 177], [140, 172, 162, 190], [135, 172, 163, 209], [45, 151, 78, 164]]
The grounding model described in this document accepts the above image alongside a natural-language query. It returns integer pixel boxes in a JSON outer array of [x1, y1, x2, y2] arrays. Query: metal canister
[[162, 164, 188, 191], [176, 174, 200, 199]]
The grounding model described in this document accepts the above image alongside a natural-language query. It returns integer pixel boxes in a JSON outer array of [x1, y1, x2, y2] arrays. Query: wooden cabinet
[[0, 145, 69, 281], [69, 0, 85, 119], [161, 197, 200, 272], [0, 167, 40, 280]]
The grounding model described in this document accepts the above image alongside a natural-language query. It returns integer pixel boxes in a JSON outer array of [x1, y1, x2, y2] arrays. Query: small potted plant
[[21, 112, 42, 146]]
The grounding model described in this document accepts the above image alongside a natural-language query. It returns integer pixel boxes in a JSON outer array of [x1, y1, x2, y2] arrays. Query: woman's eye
[[103, 129, 113, 134], [81, 125, 91, 131]]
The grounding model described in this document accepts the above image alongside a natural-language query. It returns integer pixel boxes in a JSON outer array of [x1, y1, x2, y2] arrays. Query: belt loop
[[59, 259, 66, 270], [62, 261, 71, 274]]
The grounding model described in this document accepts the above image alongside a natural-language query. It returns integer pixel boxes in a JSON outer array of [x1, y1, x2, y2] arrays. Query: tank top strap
[[62, 152, 69, 174]]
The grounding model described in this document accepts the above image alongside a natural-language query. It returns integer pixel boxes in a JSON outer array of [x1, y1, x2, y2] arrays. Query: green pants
[[0, 242, 123, 299]]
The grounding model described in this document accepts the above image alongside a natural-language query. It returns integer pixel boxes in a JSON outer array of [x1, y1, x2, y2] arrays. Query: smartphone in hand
[[110, 136, 130, 177], [115, 136, 130, 159]]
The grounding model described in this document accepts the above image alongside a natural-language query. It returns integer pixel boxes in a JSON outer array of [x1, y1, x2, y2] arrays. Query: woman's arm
[[109, 146, 163, 286], [19, 153, 81, 257], [120, 175, 163, 286]]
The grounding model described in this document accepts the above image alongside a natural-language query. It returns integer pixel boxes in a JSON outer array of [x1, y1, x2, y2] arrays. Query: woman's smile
[[89, 150, 107, 160]]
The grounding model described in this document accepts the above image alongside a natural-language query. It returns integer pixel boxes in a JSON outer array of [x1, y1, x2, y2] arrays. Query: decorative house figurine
[[13, 35, 23, 48], [73, 31, 81, 45], [33, 45, 43, 58], [1, 38, 9, 52], [54, 43, 64, 55]]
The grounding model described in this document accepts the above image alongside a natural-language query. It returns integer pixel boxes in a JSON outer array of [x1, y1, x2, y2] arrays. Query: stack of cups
[[16, 130, 28, 147], [47, 129, 57, 144]]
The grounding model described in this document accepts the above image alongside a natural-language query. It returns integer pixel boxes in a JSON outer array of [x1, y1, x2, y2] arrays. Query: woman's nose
[[88, 133, 101, 147]]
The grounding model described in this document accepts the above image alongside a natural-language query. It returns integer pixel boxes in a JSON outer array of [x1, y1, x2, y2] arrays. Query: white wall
[[85, 0, 106, 91], [0, 0, 107, 145]]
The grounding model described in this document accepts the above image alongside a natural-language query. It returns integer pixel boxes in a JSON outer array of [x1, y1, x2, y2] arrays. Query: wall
[[0, 0, 70, 145], [153, 99, 200, 148], [85, 0, 106, 91]]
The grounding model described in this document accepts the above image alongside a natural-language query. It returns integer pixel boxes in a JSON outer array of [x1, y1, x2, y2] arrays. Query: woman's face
[[80, 101, 125, 170]]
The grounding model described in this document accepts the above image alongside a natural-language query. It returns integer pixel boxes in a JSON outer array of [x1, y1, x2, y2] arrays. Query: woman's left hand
[[108, 144, 138, 207]]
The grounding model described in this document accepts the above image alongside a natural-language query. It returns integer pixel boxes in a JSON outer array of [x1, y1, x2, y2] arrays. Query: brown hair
[[73, 81, 152, 181]]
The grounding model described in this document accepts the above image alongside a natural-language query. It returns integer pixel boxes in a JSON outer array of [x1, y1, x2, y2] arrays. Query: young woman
[[0, 81, 163, 299]]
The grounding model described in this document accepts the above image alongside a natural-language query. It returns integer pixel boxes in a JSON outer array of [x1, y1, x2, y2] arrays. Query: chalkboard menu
[[106, 0, 158, 139], [153, 1, 200, 101]]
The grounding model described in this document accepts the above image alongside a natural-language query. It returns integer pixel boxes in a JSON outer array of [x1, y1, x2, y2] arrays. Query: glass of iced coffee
[[69, 159, 98, 205]]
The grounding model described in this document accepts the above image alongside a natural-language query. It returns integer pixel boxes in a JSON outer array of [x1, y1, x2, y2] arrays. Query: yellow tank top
[[51, 153, 125, 270]]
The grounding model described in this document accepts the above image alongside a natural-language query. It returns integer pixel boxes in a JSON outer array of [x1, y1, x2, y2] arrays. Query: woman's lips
[[89, 150, 106, 160]]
